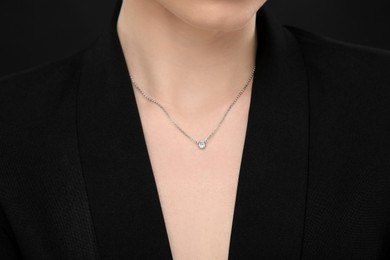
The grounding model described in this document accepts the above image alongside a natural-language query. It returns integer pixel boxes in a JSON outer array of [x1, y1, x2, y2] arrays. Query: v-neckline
[[76, 1, 310, 259]]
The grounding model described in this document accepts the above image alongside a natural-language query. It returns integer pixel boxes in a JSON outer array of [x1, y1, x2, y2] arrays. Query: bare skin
[[117, 0, 266, 259]]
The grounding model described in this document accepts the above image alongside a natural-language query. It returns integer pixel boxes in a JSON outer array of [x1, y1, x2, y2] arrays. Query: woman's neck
[[117, 0, 257, 113]]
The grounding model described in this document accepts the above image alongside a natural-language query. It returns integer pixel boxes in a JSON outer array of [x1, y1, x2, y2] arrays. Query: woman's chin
[[157, 0, 265, 32], [181, 12, 256, 32]]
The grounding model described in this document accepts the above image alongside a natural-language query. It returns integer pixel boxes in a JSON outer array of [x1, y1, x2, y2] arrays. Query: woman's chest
[[137, 108, 250, 259], [150, 152, 242, 260]]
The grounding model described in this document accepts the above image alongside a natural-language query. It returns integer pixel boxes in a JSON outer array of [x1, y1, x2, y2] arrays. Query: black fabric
[[1, 0, 390, 259]]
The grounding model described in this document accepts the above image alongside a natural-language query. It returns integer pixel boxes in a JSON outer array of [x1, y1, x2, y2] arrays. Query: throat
[[117, 0, 257, 108]]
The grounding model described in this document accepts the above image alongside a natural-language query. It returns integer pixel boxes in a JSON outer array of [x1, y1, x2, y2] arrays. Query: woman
[[0, 0, 389, 259]]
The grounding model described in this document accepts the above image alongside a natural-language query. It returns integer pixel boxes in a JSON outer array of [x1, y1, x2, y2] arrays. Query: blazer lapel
[[228, 7, 309, 260], [76, 2, 172, 258], [76, 1, 309, 259]]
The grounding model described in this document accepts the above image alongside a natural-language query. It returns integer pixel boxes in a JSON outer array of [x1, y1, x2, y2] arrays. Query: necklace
[[129, 66, 256, 150]]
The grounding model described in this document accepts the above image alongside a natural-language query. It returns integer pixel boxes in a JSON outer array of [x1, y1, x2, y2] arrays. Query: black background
[[0, 0, 389, 77]]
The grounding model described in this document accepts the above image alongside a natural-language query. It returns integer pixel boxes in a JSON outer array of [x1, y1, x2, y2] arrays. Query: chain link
[[130, 66, 256, 149]]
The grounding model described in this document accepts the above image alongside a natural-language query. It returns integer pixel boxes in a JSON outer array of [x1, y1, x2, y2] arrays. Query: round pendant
[[197, 140, 206, 150]]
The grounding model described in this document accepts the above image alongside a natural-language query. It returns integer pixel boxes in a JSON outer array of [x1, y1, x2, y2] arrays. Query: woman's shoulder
[[287, 25, 390, 58], [286, 25, 390, 79], [0, 50, 86, 126], [287, 25, 390, 111], [0, 50, 85, 87]]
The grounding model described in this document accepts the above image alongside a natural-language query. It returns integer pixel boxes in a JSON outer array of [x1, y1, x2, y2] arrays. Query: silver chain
[[129, 66, 256, 150]]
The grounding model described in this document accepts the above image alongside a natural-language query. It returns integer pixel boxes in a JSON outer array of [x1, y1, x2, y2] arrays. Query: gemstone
[[197, 140, 206, 149]]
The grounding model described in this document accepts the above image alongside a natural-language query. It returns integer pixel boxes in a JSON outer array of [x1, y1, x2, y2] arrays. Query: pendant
[[197, 140, 207, 150]]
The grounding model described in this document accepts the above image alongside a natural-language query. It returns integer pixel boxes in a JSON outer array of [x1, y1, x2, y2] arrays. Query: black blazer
[[1, 1, 390, 259]]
